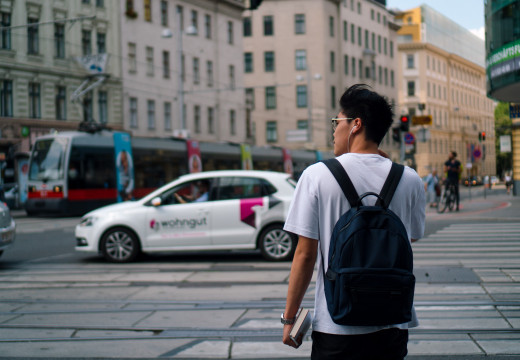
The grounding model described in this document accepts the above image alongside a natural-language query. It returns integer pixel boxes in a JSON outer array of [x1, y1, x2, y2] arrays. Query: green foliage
[[494, 102, 512, 177]]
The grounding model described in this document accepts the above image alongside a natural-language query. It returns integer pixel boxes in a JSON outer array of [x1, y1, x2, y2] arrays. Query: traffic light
[[482, 131, 486, 141], [399, 115, 410, 132], [392, 127, 401, 143]]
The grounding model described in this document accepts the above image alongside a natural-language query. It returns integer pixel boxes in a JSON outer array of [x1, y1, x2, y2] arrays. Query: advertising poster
[[113, 132, 134, 202], [187, 140, 202, 173], [17, 157, 29, 206], [240, 144, 253, 170], [282, 148, 293, 175]]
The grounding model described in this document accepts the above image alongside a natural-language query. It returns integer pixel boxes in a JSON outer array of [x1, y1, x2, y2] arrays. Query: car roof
[[175, 170, 292, 181]]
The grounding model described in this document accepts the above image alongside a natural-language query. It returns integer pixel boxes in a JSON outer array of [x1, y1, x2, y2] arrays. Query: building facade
[[395, 5, 496, 178], [0, 0, 123, 157], [243, 0, 400, 153], [485, 0, 520, 193], [121, 0, 247, 142]]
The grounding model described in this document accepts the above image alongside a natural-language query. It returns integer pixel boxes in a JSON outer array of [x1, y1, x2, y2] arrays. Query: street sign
[[412, 115, 432, 126], [286, 129, 308, 142], [404, 132, 415, 145], [473, 148, 482, 160], [500, 135, 512, 153]]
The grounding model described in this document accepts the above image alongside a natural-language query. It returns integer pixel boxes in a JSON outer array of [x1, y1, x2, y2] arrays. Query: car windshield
[[29, 138, 69, 181]]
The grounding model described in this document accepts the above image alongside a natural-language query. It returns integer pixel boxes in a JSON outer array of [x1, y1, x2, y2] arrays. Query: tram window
[[29, 138, 69, 181], [68, 146, 115, 189]]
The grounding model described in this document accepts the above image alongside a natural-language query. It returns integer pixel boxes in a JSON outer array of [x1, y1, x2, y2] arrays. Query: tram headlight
[[79, 216, 97, 227]]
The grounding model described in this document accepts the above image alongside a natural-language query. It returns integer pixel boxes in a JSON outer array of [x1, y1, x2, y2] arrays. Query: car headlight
[[79, 216, 98, 227]]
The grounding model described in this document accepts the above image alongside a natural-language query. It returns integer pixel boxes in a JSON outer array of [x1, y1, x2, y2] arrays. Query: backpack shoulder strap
[[322, 158, 359, 207], [376, 162, 405, 208]]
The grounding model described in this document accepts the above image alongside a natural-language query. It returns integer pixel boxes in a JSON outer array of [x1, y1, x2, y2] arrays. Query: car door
[[211, 176, 266, 247], [143, 179, 214, 249]]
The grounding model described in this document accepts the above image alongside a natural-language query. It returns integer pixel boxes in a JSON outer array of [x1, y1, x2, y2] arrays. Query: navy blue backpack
[[321, 159, 415, 326]]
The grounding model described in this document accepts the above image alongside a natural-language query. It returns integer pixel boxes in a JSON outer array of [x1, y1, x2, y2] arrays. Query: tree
[[494, 102, 512, 178]]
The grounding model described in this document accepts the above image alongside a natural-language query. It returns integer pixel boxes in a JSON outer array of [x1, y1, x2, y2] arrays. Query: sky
[[386, 0, 485, 39]]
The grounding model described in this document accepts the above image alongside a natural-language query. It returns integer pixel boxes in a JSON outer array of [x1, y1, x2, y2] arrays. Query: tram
[[26, 129, 324, 216]]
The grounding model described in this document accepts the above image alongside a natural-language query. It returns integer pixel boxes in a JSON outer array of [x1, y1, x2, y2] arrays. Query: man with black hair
[[444, 151, 461, 211], [282, 84, 425, 359]]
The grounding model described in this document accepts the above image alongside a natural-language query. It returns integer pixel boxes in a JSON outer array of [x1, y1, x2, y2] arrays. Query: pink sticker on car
[[240, 198, 263, 228]]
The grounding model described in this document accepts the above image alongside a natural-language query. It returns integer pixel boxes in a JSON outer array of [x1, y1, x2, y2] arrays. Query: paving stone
[[135, 309, 244, 329], [186, 270, 288, 283], [172, 340, 230, 358], [407, 340, 483, 355], [0, 328, 74, 339], [74, 330, 155, 338], [478, 340, 520, 354], [416, 317, 510, 329], [232, 341, 312, 358], [4, 311, 152, 327]]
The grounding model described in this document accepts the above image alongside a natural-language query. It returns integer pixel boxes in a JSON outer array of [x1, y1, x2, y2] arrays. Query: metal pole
[[178, 25, 185, 132], [306, 66, 312, 143], [400, 131, 405, 164]]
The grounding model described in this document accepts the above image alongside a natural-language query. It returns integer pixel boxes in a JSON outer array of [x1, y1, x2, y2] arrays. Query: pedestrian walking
[[505, 173, 512, 195], [444, 151, 461, 211], [424, 169, 440, 207], [282, 84, 426, 359]]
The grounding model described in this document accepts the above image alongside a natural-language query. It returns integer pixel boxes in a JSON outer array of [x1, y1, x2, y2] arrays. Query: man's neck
[[349, 142, 379, 154]]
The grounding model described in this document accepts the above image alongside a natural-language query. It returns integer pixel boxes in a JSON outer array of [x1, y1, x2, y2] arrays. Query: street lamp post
[[162, 23, 197, 138]]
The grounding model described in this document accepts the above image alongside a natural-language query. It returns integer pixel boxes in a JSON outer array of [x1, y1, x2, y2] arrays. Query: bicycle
[[437, 181, 457, 213]]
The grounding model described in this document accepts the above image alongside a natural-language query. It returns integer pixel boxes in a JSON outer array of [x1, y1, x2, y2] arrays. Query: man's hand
[[282, 324, 301, 348]]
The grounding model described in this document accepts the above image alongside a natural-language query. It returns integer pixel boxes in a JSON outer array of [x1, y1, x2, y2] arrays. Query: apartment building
[[243, 0, 400, 153], [395, 5, 496, 178], [121, 0, 247, 142], [0, 0, 123, 155]]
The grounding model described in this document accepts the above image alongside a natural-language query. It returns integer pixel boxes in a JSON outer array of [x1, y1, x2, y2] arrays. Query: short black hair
[[339, 84, 394, 145], [451, 151, 457, 157]]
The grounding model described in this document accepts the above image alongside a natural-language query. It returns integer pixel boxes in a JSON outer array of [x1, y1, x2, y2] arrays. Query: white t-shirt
[[284, 153, 426, 335]]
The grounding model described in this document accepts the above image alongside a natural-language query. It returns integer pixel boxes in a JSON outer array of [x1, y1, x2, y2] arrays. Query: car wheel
[[100, 227, 140, 263], [259, 224, 296, 261]]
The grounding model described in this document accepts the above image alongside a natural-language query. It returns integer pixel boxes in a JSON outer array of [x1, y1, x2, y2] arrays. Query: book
[[289, 308, 312, 347]]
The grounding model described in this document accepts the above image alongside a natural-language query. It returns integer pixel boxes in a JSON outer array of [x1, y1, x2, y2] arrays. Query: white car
[[0, 202, 16, 258], [75, 170, 297, 262]]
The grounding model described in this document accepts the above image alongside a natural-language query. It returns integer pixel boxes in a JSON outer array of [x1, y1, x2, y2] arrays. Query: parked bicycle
[[437, 181, 457, 213]]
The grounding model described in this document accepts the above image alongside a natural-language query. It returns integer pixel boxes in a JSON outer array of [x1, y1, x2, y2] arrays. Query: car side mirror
[[151, 197, 162, 207]]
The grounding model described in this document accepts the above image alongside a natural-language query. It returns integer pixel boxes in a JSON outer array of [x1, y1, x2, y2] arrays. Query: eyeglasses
[[331, 117, 354, 131]]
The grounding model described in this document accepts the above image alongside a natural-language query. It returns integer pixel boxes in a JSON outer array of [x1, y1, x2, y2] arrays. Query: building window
[[176, 5, 184, 32], [371, 9, 374, 20], [372, 32, 375, 50], [331, 86, 336, 109], [266, 121, 277, 142], [193, 57, 200, 84], [244, 52, 253, 73], [144, 0, 152, 22], [329, 16, 334, 37], [263, 15, 273, 36], [344, 55, 349, 75], [55, 24, 65, 58], [147, 100, 155, 129], [146, 46, 154, 76], [229, 65, 235, 89], [243, 17, 252, 37], [27, 18, 39, 54], [295, 14, 305, 34], [207, 60, 213, 87], [391, 70, 394, 87], [191, 10, 198, 31], [55, 86, 66, 120], [163, 51, 170, 78], [384, 68, 388, 86], [343, 20, 348, 41], [1, 12, 11, 49], [330, 51, 335, 72], [245, 88, 255, 110], [390, 41, 394, 58], [407, 54, 414, 69], [384, 38, 387, 55], [264, 51, 275, 72], [365, 30, 369, 49], [129, 97, 138, 128], [297, 120, 308, 130], [350, 23, 355, 44], [295, 50, 306, 70], [357, 1, 361, 14], [265, 86, 276, 109], [378, 35, 381, 53], [205, 14, 211, 39], [359, 59, 363, 78], [164, 102, 171, 130], [230, 109, 236, 135], [352, 56, 356, 77], [378, 66, 382, 84], [29, 83, 41, 118], [98, 91, 107, 123], [83, 91, 93, 121], [160, 0, 168, 26], [97, 32, 106, 54], [208, 107, 214, 134], [296, 85, 307, 108], [407, 81, 415, 96], [0, 80, 13, 117], [194, 105, 201, 133], [82, 30, 91, 55], [128, 42, 136, 72], [357, 26, 362, 46], [227, 21, 234, 44], [96, 0, 104, 7]]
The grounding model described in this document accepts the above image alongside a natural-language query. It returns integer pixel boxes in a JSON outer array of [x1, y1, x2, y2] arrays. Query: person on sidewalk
[[505, 173, 512, 195], [424, 169, 440, 207], [281, 84, 426, 359], [444, 151, 461, 211]]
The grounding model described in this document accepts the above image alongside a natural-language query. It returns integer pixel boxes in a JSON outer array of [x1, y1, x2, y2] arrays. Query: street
[[0, 187, 519, 359]]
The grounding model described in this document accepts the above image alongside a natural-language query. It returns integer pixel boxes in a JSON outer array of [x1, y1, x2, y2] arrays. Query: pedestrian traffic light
[[482, 131, 486, 141], [392, 127, 401, 143], [399, 115, 410, 132]]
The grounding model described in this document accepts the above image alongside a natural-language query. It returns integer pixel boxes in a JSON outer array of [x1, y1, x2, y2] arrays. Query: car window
[[216, 177, 269, 200], [157, 178, 214, 205]]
